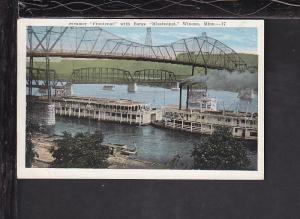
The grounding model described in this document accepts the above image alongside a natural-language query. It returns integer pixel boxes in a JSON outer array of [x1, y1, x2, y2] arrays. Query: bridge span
[[26, 66, 184, 86], [71, 67, 185, 84], [27, 27, 248, 72]]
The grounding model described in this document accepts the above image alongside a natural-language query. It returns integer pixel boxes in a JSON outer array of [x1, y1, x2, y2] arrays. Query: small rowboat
[[102, 143, 137, 156], [121, 144, 137, 156], [103, 85, 114, 91]]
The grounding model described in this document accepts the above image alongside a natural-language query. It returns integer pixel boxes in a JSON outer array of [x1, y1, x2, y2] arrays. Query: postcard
[[17, 19, 264, 179]]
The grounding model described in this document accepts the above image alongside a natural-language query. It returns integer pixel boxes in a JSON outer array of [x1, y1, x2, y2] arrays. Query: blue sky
[[105, 27, 257, 54], [30, 26, 257, 54]]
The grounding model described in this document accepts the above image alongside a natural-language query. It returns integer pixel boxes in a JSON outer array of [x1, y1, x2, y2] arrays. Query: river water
[[42, 84, 258, 170], [72, 84, 258, 112]]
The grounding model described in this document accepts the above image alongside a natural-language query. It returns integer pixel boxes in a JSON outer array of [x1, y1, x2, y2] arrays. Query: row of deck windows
[[59, 107, 143, 119], [60, 102, 149, 111], [167, 112, 256, 126]]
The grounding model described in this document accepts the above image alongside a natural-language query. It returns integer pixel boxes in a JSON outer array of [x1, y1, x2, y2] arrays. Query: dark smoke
[[181, 70, 258, 92]]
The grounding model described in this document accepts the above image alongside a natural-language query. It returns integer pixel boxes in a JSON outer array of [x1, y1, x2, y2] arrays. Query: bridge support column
[[128, 83, 138, 92], [64, 83, 73, 96], [186, 85, 190, 110], [28, 56, 34, 96], [170, 82, 179, 89], [179, 83, 182, 110], [27, 102, 55, 126], [45, 56, 51, 101], [192, 65, 195, 76]]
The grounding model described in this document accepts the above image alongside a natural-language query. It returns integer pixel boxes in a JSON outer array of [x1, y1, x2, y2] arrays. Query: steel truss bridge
[[72, 67, 183, 84], [27, 27, 248, 72], [26, 66, 182, 87], [26, 67, 64, 88]]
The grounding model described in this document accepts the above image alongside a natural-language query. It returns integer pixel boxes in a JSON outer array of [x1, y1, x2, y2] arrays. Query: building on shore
[[54, 96, 162, 126]]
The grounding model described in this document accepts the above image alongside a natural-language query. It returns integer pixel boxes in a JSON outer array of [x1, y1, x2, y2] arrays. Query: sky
[[30, 26, 258, 54], [105, 27, 258, 54]]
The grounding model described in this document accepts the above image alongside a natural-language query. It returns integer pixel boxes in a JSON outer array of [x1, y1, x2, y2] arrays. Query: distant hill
[[238, 53, 258, 70]]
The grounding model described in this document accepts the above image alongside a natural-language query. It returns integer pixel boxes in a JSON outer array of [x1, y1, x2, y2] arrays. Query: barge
[[159, 104, 257, 140], [54, 96, 162, 126]]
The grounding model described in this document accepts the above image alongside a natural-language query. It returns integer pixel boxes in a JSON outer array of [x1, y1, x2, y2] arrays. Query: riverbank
[[31, 132, 57, 168], [107, 156, 162, 169], [30, 132, 160, 169]]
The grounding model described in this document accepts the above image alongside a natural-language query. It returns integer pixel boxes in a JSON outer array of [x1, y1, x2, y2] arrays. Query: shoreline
[[30, 132, 161, 169]]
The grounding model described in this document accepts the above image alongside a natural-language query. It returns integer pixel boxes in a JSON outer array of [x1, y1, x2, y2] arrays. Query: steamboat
[[54, 96, 162, 126], [155, 87, 257, 140]]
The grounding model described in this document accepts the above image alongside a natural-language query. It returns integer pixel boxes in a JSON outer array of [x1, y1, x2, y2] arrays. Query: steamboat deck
[[54, 96, 162, 126], [160, 105, 258, 140]]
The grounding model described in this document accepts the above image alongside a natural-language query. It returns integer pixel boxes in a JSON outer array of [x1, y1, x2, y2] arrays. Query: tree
[[50, 130, 109, 168], [191, 127, 250, 170], [26, 123, 38, 167], [26, 131, 37, 167]]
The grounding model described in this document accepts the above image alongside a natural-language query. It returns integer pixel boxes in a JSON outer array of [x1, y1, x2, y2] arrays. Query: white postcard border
[[17, 18, 264, 180]]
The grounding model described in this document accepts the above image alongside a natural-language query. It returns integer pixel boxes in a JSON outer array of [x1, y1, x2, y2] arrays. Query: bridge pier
[[170, 82, 180, 90], [27, 101, 56, 126], [128, 83, 138, 92], [65, 83, 73, 96]]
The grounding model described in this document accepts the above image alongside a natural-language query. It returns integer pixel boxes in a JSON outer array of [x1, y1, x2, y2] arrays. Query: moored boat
[[238, 88, 255, 100], [103, 85, 114, 91], [101, 143, 137, 156]]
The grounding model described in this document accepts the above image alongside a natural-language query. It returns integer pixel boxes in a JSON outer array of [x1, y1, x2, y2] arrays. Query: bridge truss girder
[[71, 67, 180, 84], [26, 66, 64, 89], [27, 27, 248, 72]]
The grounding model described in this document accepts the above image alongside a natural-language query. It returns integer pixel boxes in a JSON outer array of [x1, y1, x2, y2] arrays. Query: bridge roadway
[[27, 51, 241, 71]]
